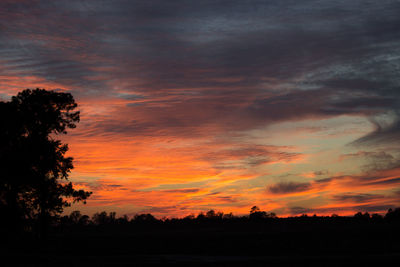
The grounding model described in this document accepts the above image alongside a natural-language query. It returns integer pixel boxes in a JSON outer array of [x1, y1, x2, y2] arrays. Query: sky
[[1, 0, 400, 218]]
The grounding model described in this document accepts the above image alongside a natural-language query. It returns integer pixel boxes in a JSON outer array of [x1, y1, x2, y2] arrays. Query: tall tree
[[0, 89, 91, 237]]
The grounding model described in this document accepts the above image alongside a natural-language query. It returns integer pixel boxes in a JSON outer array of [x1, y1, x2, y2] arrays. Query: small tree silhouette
[[250, 206, 261, 214], [249, 206, 266, 220], [249, 206, 276, 220]]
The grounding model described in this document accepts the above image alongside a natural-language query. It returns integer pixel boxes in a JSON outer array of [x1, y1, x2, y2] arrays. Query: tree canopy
[[0, 88, 91, 236]]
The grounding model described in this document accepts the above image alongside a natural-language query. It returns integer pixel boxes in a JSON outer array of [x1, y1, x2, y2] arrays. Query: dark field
[[4, 219, 400, 266]]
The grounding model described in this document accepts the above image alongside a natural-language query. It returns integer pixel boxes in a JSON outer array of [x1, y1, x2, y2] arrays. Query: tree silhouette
[[250, 206, 261, 214], [354, 211, 370, 221], [0, 89, 91, 238], [92, 211, 116, 225], [133, 213, 157, 223], [249, 206, 276, 220], [384, 208, 400, 221], [69, 210, 83, 224]]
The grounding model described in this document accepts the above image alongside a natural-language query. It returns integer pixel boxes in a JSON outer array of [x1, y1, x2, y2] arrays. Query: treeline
[[57, 206, 400, 227]]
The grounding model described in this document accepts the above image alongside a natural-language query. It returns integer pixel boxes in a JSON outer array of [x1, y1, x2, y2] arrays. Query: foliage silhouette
[[0, 88, 91, 238]]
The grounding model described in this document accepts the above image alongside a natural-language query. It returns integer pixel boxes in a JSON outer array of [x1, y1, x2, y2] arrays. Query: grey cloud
[[197, 144, 301, 171], [139, 205, 186, 215], [162, 188, 200, 194], [341, 151, 400, 173], [289, 206, 312, 215], [75, 181, 127, 191], [313, 170, 328, 176], [364, 177, 400, 186], [268, 181, 311, 194], [352, 118, 400, 147], [332, 193, 384, 203], [313, 166, 400, 190], [214, 196, 237, 203]]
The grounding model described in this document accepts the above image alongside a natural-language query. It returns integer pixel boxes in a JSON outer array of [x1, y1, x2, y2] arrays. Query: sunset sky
[[1, 0, 400, 217]]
